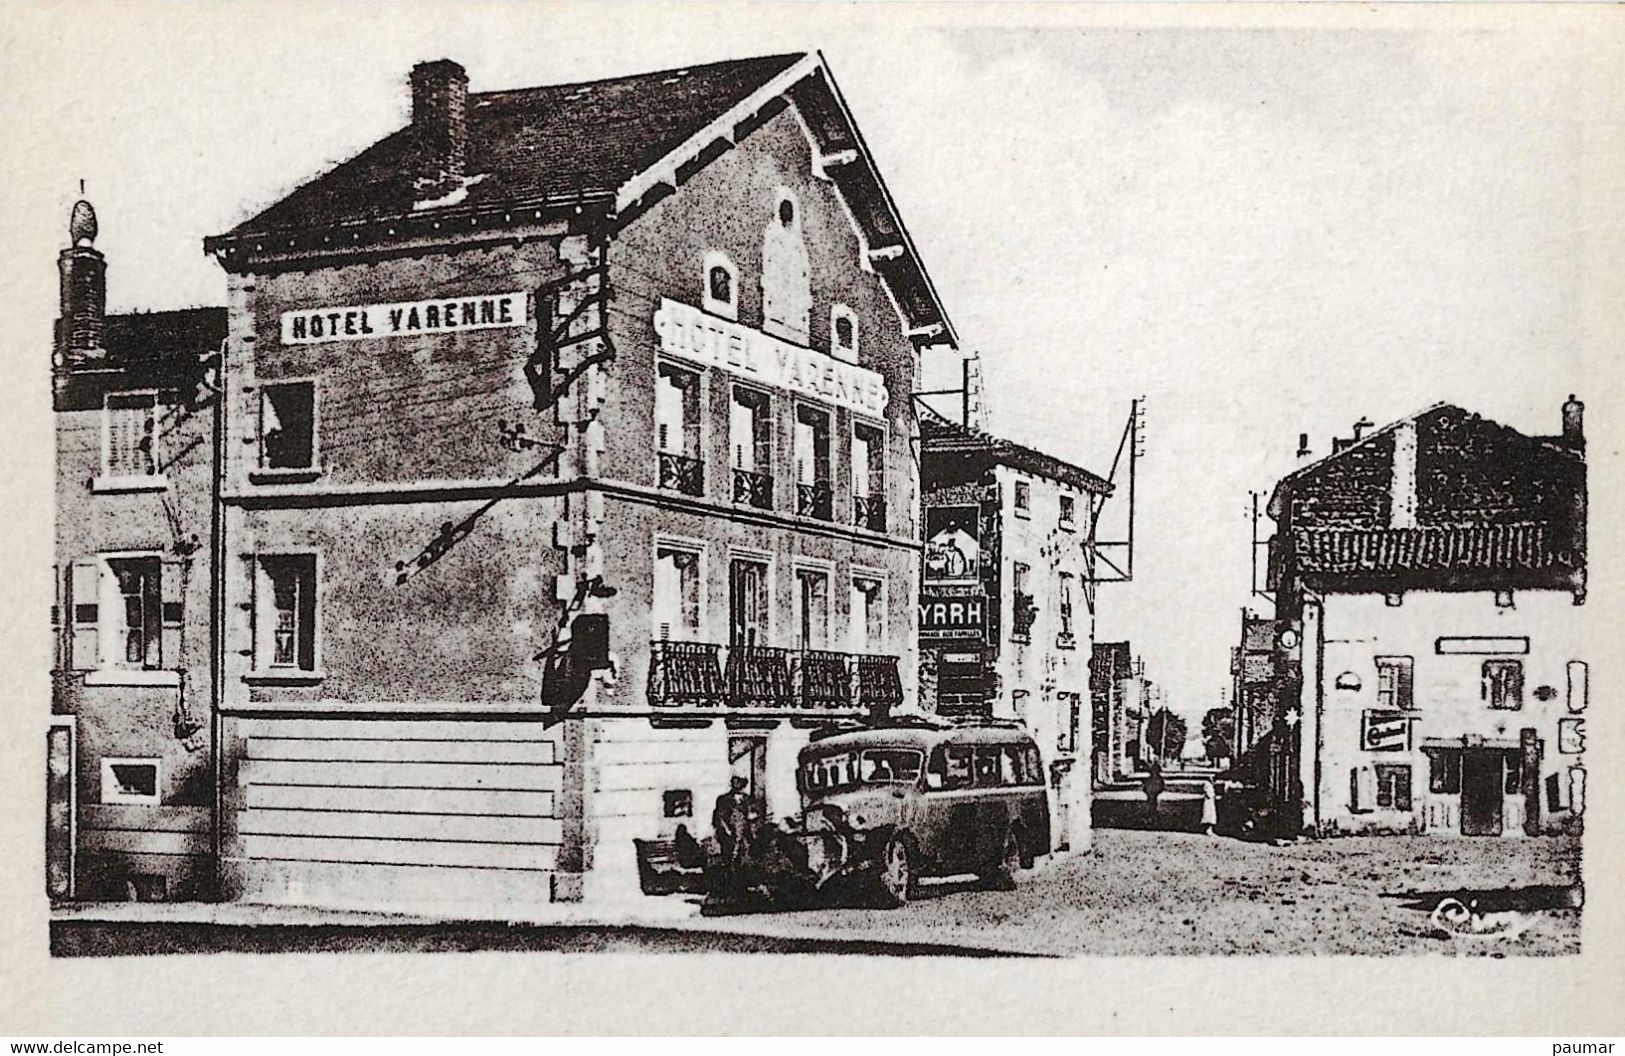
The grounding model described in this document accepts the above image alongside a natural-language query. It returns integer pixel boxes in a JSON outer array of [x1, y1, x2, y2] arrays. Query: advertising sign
[[281, 292, 527, 345], [923, 505, 981, 586], [1361, 710, 1414, 752], [653, 298, 889, 416], [919, 593, 987, 640]]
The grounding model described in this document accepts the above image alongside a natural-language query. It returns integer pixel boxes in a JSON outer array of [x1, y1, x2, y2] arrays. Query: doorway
[[1460, 749, 1504, 836], [728, 733, 768, 816]]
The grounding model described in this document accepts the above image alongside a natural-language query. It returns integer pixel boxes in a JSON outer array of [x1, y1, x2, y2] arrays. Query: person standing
[[712, 776, 752, 897], [1142, 762, 1165, 829], [1201, 781, 1218, 836]]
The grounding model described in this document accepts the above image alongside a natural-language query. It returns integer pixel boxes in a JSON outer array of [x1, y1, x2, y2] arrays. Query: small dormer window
[[703, 251, 738, 320], [830, 304, 859, 363]]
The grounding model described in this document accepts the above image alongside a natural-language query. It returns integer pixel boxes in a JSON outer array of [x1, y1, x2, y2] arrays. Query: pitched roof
[[920, 406, 1112, 495], [52, 307, 227, 412], [224, 54, 805, 238], [205, 52, 957, 346], [1290, 522, 1576, 576]]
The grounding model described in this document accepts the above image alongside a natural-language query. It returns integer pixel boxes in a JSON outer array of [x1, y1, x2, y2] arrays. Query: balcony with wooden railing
[[646, 640, 902, 716]]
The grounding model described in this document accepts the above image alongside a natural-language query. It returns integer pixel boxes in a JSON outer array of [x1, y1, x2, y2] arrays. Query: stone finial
[[69, 198, 98, 247]]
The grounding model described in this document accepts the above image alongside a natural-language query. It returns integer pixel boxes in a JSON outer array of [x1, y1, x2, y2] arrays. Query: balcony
[[853, 493, 886, 532], [732, 468, 774, 511], [647, 640, 901, 714], [796, 480, 833, 521], [657, 452, 703, 497]]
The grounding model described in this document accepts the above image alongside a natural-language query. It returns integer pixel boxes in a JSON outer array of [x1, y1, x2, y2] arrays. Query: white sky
[[3, 3, 1621, 721]]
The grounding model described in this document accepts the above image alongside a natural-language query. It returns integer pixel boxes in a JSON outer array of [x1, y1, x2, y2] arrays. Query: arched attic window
[[702, 250, 738, 320], [830, 304, 859, 363]]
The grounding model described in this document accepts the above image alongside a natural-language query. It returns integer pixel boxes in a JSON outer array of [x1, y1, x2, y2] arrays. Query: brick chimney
[[410, 59, 469, 197], [57, 198, 106, 372], [1562, 394, 1585, 452]]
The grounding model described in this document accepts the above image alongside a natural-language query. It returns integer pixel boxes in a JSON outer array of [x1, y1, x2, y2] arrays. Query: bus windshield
[[802, 748, 925, 794]]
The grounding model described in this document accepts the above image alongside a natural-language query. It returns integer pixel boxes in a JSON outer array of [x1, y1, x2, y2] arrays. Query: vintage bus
[[792, 721, 1051, 906]]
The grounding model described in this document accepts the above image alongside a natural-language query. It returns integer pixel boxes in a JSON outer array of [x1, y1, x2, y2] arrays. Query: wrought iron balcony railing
[[732, 468, 774, 511], [657, 452, 704, 497], [647, 640, 901, 713], [796, 480, 833, 521], [853, 494, 886, 532]]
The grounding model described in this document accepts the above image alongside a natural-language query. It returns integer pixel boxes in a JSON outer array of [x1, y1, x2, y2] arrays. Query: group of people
[[1140, 762, 1221, 835]]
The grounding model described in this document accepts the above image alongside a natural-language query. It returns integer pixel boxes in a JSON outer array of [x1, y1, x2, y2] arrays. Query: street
[[53, 830, 1581, 958]]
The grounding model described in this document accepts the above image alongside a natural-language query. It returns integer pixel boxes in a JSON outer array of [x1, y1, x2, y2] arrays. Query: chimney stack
[[1562, 394, 1585, 452], [57, 198, 106, 372], [410, 59, 469, 196], [1295, 432, 1311, 460]]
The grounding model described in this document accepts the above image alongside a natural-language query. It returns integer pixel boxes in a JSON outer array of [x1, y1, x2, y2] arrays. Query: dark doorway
[[1461, 749, 1504, 836]]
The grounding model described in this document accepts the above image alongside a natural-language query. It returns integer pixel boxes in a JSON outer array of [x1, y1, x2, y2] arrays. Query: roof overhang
[[612, 51, 959, 351]]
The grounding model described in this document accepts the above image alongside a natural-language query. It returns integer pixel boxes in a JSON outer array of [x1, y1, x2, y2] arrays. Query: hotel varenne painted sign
[[653, 298, 889, 417], [280, 292, 528, 344]]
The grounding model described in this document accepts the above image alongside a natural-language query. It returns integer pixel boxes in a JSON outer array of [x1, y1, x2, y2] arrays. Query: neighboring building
[[49, 198, 227, 900], [918, 409, 1111, 850], [1089, 641, 1147, 783], [1265, 401, 1588, 836], [200, 54, 955, 907]]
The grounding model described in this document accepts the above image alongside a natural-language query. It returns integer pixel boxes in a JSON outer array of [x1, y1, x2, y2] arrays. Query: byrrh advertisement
[[923, 505, 980, 587]]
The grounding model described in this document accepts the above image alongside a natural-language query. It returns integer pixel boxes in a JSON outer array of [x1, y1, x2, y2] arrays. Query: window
[[729, 387, 773, 509], [653, 545, 701, 641], [795, 567, 831, 650], [1504, 750, 1523, 795], [702, 251, 737, 319], [1011, 689, 1030, 721], [1375, 656, 1414, 710], [728, 557, 770, 647], [794, 406, 832, 520], [930, 745, 974, 790], [1483, 659, 1524, 710], [663, 790, 693, 819], [255, 554, 318, 672], [101, 758, 159, 806], [103, 391, 159, 480], [1012, 562, 1035, 640], [971, 746, 1002, 788], [656, 363, 702, 496], [1375, 764, 1412, 811], [1058, 573, 1075, 642], [103, 556, 162, 670], [852, 422, 885, 530], [1427, 749, 1462, 794], [830, 304, 859, 363], [1013, 479, 1031, 517], [850, 575, 885, 653], [259, 381, 317, 471], [1059, 493, 1076, 530]]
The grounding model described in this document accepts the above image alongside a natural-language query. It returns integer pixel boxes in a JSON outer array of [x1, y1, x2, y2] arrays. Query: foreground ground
[[52, 829, 1581, 957]]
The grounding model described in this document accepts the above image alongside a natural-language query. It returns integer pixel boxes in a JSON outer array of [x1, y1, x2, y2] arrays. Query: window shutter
[[161, 559, 185, 669], [69, 558, 100, 670], [1397, 659, 1414, 709]]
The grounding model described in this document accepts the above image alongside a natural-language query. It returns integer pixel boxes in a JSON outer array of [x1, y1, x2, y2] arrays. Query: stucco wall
[[1313, 588, 1587, 835]]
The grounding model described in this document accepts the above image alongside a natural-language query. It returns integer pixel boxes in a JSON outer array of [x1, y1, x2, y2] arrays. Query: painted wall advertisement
[[924, 505, 980, 587]]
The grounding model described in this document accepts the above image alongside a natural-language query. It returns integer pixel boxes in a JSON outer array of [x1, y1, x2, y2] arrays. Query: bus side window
[[972, 746, 1002, 788], [999, 745, 1021, 787], [944, 745, 974, 789], [1025, 746, 1044, 786], [925, 747, 947, 789]]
